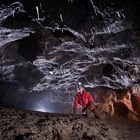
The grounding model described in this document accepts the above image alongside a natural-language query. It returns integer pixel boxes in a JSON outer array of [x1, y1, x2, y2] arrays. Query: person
[[73, 82, 95, 115]]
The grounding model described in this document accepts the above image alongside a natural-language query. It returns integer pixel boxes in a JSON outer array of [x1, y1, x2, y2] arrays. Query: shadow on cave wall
[[17, 34, 41, 62], [2, 33, 41, 62]]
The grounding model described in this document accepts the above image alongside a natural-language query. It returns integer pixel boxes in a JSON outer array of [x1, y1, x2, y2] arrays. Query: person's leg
[[86, 109, 95, 118]]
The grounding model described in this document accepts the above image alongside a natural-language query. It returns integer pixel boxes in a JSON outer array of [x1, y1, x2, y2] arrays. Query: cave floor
[[0, 106, 140, 140]]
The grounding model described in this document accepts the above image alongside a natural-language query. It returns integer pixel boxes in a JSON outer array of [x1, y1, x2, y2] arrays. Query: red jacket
[[73, 89, 94, 112]]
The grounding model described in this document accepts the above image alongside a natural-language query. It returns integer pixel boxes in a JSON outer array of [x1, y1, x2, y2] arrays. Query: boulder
[[131, 93, 140, 114], [2, 42, 24, 62], [114, 101, 140, 121], [113, 90, 140, 121], [92, 90, 116, 119]]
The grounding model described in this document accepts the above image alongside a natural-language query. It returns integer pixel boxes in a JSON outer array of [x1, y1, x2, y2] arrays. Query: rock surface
[[0, 0, 140, 118], [0, 106, 140, 140]]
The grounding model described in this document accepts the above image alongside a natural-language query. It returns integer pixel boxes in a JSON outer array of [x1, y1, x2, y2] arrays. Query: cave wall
[[1, 0, 139, 30]]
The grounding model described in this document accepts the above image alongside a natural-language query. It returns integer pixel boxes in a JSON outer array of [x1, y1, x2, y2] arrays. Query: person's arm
[[82, 93, 94, 112], [88, 93, 94, 109]]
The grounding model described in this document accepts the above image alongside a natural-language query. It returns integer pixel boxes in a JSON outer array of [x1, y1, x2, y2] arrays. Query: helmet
[[77, 82, 84, 90]]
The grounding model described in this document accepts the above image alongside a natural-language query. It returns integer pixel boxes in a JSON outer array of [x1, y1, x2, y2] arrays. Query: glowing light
[[35, 103, 53, 113], [12, 11, 15, 18], [49, 71, 53, 75], [60, 13, 64, 23], [116, 11, 121, 18], [36, 6, 40, 20]]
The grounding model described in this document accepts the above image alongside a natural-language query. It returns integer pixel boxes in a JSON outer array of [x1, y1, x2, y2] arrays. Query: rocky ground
[[0, 106, 140, 140]]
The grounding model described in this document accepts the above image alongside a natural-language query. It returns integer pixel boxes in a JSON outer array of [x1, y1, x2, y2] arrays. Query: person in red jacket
[[73, 82, 95, 114]]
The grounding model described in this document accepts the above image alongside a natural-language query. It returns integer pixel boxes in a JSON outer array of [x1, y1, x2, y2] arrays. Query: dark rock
[[0, 81, 22, 105], [82, 132, 94, 140], [17, 33, 42, 62], [15, 134, 24, 140], [0, 27, 34, 48], [0, 33, 41, 62], [131, 93, 140, 114], [22, 0, 93, 29], [2, 11, 32, 28], [1, 42, 24, 63], [114, 101, 129, 116], [14, 62, 44, 88], [48, 50, 77, 65], [103, 64, 115, 77]]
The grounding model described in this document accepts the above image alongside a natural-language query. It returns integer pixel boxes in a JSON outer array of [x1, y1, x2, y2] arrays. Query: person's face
[[79, 87, 84, 94]]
